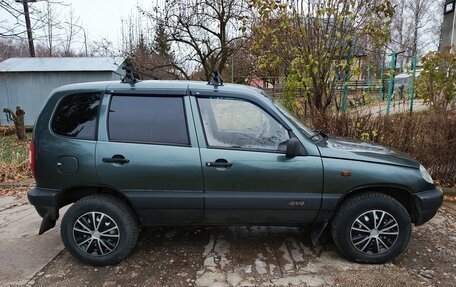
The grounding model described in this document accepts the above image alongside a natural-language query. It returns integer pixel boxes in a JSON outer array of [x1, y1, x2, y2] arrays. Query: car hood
[[316, 136, 420, 168]]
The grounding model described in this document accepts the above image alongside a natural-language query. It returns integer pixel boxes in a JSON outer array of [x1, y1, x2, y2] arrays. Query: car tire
[[61, 194, 139, 266], [331, 192, 411, 264]]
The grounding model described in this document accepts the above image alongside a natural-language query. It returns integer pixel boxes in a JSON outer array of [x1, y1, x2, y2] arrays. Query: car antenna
[[208, 71, 223, 86]]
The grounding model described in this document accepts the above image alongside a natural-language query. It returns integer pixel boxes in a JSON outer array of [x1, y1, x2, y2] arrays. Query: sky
[[67, 0, 146, 47], [64, 0, 143, 47], [0, 0, 153, 51]]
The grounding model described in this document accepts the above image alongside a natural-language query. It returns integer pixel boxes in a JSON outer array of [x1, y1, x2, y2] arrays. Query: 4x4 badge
[[288, 200, 305, 207]]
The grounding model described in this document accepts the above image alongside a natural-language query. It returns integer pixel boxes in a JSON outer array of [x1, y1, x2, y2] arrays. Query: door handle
[[102, 155, 130, 164], [206, 159, 232, 168]]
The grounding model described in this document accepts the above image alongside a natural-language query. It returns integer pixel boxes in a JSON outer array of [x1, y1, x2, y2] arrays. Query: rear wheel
[[331, 192, 411, 264], [61, 194, 139, 266]]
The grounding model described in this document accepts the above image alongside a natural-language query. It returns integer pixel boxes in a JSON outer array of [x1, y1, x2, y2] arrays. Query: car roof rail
[[208, 71, 223, 86]]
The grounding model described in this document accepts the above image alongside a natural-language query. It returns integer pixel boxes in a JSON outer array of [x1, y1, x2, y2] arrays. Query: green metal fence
[[253, 50, 421, 116]]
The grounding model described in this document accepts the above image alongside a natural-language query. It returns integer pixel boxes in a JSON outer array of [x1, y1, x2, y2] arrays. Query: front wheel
[[331, 192, 411, 264], [61, 194, 139, 266]]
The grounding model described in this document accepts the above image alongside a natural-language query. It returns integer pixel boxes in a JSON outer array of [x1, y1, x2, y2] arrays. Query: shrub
[[416, 50, 456, 110], [306, 110, 456, 186]]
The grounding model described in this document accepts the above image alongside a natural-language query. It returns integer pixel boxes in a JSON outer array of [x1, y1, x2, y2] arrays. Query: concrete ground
[[0, 195, 455, 287], [357, 99, 428, 116], [0, 196, 65, 286]]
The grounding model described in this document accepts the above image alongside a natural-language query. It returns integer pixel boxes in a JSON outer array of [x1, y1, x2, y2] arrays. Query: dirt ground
[[27, 207, 456, 287]]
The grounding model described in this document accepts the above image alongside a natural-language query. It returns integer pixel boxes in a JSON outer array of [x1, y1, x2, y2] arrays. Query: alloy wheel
[[350, 210, 399, 254], [72, 212, 120, 256]]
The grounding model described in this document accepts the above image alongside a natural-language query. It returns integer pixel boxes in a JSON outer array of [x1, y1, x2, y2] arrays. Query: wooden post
[[3, 106, 27, 141], [16, 0, 37, 57]]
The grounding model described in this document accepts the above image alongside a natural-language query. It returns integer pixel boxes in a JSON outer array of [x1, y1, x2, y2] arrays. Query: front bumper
[[27, 187, 61, 234], [413, 187, 443, 225]]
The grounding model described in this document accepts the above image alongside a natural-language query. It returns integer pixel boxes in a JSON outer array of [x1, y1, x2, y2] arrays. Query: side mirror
[[286, 138, 302, 158]]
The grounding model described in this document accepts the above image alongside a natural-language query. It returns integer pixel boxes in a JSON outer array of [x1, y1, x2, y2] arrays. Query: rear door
[[191, 93, 323, 225], [96, 91, 204, 224]]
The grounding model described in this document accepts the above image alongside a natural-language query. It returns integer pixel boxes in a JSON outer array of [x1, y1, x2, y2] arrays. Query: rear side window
[[52, 93, 101, 140], [108, 95, 189, 145]]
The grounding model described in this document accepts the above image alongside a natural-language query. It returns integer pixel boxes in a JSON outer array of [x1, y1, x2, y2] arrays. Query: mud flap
[[311, 221, 328, 257], [38, 212, 57, 235]]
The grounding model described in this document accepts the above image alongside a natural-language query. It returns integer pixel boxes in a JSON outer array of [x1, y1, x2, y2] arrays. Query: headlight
[[420, 165, 433, 184]]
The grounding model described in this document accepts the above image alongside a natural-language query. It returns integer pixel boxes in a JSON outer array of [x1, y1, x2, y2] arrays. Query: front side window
[[198, 97, 289, 151], [271, 100, 313, 137], [108, 95, 189, 145], [52, 93, 101, 140]]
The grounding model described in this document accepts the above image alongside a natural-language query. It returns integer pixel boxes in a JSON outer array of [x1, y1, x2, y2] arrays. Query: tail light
[[29, 141, 36, 176]]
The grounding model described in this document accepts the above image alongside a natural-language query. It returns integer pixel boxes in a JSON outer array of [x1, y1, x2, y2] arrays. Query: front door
[[193, 95, 323, 225], [96, 93, 204, 224]]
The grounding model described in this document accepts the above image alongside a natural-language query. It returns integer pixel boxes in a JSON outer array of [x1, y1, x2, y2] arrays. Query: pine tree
[[153, 23, 172, 62]]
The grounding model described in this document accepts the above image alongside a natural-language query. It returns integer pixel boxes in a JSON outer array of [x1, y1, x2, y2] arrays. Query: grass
[[0, 133, 32, 182], [0, 133, 31, 164]]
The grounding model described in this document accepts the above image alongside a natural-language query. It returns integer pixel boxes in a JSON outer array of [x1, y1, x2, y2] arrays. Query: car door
[[96, 91, 204, 224], [191, 92, 323, 225]]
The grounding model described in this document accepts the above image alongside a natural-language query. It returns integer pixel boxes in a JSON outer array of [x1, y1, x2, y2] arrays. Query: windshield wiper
[[310, 129, 329, 141]]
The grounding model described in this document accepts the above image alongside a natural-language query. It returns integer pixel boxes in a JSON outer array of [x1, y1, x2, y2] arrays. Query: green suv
[[28, 77, 442, 266]]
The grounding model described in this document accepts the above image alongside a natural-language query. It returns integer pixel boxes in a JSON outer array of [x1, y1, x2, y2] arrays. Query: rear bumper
[[27, 187, 60, 234], [413, 187, 443, 225]]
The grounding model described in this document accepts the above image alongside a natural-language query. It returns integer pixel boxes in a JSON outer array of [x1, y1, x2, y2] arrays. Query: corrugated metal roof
[[0, 57, 125, 72]]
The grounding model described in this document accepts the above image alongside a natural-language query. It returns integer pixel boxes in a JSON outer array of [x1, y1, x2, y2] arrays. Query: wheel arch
[[57, 185, 142, 225], [335, 185, 419, 224]]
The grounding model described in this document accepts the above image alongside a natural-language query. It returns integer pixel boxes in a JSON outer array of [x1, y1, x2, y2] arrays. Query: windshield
[[259, 93, 314, 136]]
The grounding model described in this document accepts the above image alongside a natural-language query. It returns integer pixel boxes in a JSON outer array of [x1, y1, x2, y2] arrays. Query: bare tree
[[1, 0, 87, 57], [120, 13, 180, 79], [90, 38, 115, 57], [0, 0, 47, 56], [0, 0, 25, 38], [0, 38, 29, 61], [40, 0, 64, 56], [141, 0, 251, 80], [390, 0, 408, 71], [388, 0, 443, 69], [0, 0, 41, 37], [406, 0, 434, 55], [62, 7, 81, 56], [428, 0, 445, 51], [224, 38, 256, 84]]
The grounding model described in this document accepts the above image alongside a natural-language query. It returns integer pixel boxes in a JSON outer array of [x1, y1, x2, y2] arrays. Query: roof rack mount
[[208, 71, 223, 86], [121, 67, 138, 84]]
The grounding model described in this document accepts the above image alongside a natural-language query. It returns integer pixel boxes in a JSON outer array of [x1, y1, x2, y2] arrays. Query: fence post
[[367, 65, 370, 92], [342, 82, 348, 113], [342, 40, 353, 113], [379, 63, 384, 100], [386, 51, 396, 115], [409, 52, 418, 113]]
